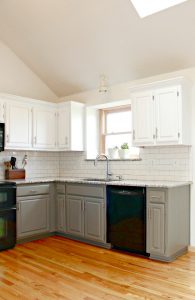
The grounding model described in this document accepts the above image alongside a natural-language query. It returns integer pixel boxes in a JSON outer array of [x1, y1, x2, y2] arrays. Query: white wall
[[0, 40, 57, 102], [59, 67, 195, 105]]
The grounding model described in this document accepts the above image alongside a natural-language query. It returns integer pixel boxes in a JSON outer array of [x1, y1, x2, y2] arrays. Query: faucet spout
[[94, 154, 112, 180]]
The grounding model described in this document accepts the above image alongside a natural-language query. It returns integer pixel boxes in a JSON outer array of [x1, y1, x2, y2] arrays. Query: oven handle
[[0, 207, 16, 213]]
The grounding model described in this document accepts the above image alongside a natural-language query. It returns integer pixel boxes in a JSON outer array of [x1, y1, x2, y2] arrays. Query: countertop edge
[[9, 178, 192, 188]]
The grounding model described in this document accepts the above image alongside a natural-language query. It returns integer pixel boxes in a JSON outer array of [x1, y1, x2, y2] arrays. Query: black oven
[[0, 182, 16, 251], [0, 123, 5, 151]]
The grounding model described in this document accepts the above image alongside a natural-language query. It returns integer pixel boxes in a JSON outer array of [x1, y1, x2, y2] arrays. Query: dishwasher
[[107, 185, 148, 256]]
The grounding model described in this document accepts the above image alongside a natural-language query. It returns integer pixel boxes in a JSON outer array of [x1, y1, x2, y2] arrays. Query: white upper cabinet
[[0, 100, 5, 123], [5, 100, 32, 149], [57, 101, 84, 151], [58, 104, 70, 149], [33, 105, 57, 150], [0, 94, 84, 151], [132, 91, 155, 146], [131, 78, 191, 146], [155, 87, 180, 145]]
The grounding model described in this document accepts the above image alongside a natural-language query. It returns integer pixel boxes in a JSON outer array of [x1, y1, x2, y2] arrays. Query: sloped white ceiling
[[0, 0, 194, 97]]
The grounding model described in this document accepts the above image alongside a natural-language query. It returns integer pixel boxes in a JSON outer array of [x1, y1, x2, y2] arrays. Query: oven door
[[0, 186, 16, 209], [0, 208, 16, 250]]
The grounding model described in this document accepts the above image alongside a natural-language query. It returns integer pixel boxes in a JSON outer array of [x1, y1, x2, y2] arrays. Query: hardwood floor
[[0, 236, 195, 300]]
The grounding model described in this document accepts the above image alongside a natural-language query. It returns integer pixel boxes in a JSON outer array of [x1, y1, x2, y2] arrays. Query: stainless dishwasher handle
[[111, 191, 143, 196]]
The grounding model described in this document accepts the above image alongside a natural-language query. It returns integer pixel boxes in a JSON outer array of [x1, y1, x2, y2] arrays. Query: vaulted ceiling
[[0, 0, 194, 97]]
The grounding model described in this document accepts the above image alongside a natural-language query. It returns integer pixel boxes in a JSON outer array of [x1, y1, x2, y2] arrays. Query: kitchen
[[0, 0, 195, 299]]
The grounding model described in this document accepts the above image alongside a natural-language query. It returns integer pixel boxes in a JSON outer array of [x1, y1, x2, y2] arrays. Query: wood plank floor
[[0, 236, 195, 300]]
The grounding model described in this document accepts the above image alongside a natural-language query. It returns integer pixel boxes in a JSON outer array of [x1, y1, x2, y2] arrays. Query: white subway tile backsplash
[[0, 146, 191, 182], [59, 146, 191, 182]]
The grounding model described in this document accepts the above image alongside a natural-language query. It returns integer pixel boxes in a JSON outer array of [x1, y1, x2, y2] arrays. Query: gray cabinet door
[[57, 194, 65, 232], [84, 198, 104, 242], [66, 196, 84, 237], [17, 195, 49, 238], [147, 202, 165, 256]]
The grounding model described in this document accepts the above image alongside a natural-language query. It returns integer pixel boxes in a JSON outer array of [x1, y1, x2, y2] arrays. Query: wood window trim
[[99, 105, 131, 154]]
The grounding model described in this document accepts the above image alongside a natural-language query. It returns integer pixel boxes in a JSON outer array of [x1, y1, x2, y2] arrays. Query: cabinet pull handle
[[149, 208, 151, 220], [65, 136, 68, 145], [6, 134, 9, 143], [153, 134, 155, 139], [156, 128, 158, 139], [16, 203, 20, 211], [30, 190, 36, 193], [133, 130, 135, 140], [34, 136, 37, 144]]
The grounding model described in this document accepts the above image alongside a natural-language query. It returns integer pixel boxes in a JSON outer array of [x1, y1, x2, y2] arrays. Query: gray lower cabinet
[[57, 194, 66, 232], [17, 184, 50, 239], [66, 184, 106, 244], [17, 195, 49, 238], [56, 184, 66, 232], [84, 197, 104, 242], [147, 186, 190, 261], [66, 196, 84, 236]]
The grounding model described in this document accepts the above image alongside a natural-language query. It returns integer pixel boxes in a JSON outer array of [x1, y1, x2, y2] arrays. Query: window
[[131, 0, 187, 18], [100, 106, 139, 159]]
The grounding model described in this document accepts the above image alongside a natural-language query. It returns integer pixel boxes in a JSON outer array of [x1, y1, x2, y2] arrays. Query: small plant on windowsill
[[108, 146, 119, 159], [119, 143, 130, 159]]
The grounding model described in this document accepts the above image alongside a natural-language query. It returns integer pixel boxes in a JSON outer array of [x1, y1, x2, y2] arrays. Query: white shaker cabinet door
[[155, 86, 180, 145], [33, 107, 56, 150], [5, 101, 32, 149], [132, 91, 155, 146], [58, 105, 70, 149]]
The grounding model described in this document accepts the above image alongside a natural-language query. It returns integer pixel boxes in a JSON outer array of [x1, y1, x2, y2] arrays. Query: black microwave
[[0, 123, 5, 151]]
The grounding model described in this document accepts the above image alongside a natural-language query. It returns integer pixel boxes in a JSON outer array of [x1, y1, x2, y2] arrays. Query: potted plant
[[108, 146, 119, 159], [119, 143, 130, 159]]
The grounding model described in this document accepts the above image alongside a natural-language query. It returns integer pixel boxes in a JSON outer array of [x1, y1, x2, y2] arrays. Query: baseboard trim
[[149, 247, 188, 262], [188, 246, 195, 252], [17, 232, 55, 244], [56, 232, 111, 249]]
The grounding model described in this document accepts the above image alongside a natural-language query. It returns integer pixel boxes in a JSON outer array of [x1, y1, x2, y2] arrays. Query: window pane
[[105, 133, 139, 157], [105, 133, 132, 150], [106, 110, 131, 133]]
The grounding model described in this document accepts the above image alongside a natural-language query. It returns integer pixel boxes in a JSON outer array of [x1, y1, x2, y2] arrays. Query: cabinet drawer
[[66, 184, 104, 198], [56, 184, 65, 194], [17, 184, 50, 197], [147, 189, 166, 204]]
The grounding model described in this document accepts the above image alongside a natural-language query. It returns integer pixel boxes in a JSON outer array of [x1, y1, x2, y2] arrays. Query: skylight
[[131, 0, 188, 18]]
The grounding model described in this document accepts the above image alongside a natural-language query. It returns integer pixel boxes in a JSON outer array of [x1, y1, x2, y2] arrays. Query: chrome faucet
[[94, 154, 112, 180]]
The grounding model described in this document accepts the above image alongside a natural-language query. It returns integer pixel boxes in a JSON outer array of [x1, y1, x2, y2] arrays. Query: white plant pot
[[118, 149, 130, 159], [108, 148, 119, 159]]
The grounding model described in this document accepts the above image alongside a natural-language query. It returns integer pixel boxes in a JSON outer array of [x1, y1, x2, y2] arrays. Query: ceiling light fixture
[[99, 74, 108, 93], [131, 0, 188, 18]]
